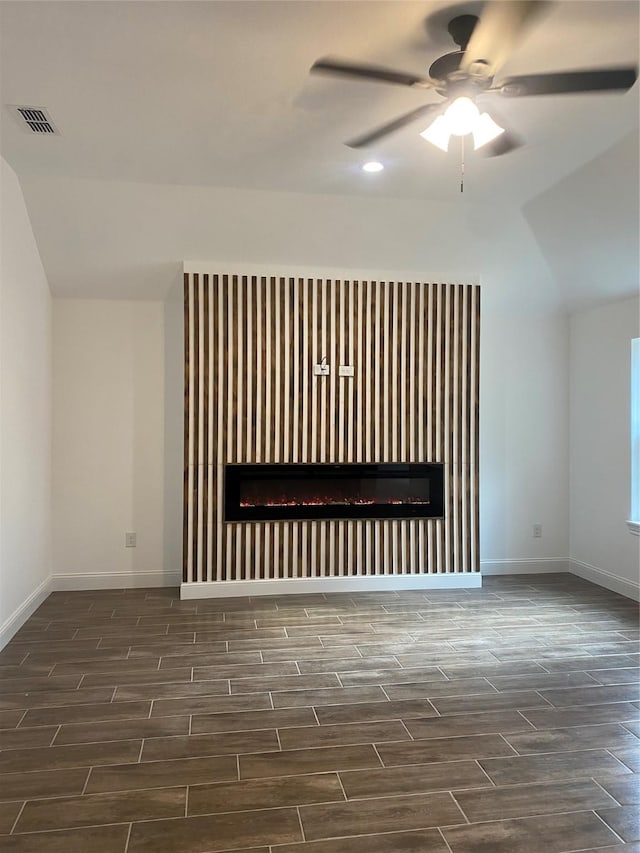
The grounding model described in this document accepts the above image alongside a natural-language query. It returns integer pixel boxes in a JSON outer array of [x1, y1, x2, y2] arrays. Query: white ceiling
[[0, 0, 638, 305]]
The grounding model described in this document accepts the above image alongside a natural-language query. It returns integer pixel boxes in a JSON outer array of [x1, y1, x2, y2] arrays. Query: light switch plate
[[314, 364, 330, 376], [339, 365, 354, 377]]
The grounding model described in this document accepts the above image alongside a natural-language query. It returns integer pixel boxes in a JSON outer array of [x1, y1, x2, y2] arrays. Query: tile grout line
[[123, 821, 133, 853]]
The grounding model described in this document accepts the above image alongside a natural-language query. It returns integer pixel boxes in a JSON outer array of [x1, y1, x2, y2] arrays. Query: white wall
[[481, 307, 570, 570], [52, 299, 175, 587], [0, 157, 52, 646], [569, 295, 640, 598]]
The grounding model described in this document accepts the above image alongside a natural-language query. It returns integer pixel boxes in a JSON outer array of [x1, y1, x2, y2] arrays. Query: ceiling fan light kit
[[309, 0, 638, 167], [420, 98, 505, 152]]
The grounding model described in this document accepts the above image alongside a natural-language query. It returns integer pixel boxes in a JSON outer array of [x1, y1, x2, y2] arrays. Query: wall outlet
[[125, 532, 137, 548], [338, 365, 354, 377], [532, 524, 542, 539], [313, 363, 330, 376]]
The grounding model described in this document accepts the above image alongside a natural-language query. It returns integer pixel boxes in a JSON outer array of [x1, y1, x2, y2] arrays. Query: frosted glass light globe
[[444, 97, 480, 136]]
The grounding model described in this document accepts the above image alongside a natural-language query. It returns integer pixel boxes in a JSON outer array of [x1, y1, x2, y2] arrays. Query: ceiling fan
[[310, 1, 638, 156]]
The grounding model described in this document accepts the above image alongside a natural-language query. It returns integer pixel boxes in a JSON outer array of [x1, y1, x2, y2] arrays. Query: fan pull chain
[[460, 135, 465, 193]]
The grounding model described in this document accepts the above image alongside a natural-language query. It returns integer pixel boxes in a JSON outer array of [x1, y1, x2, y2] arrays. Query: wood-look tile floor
[[0, 573, 638, 852]]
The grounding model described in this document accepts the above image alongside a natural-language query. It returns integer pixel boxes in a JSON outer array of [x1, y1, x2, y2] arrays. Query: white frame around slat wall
[[183, 270, 479, 585]]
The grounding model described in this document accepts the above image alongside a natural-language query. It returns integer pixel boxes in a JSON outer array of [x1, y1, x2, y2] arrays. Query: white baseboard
[[0, 575, 52, 651], [181, 572, 482, 600], [569, 559, 640, 602], [52, 571, 181, 591], [480, 559, 570, 575]]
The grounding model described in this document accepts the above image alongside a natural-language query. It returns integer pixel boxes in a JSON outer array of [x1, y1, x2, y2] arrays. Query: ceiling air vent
[[12, 105, 60, 135]]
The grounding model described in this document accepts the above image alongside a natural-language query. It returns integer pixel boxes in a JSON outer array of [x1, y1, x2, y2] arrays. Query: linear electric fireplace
[[224, 463, 444, 522]]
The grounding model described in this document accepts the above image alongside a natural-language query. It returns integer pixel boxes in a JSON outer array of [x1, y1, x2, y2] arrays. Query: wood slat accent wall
[[183, 274, 479, 583]]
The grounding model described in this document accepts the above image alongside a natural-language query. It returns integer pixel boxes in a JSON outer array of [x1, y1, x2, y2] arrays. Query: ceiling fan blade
[[498, 67, 638, 97], [460, 0, 548, 79], [311, 57, 433, 89], [481, 129, 524, 157], [345, 104, 441, 149]]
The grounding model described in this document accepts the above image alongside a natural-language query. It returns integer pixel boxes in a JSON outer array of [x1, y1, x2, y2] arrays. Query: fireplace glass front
[[224, 463, 444, 521]]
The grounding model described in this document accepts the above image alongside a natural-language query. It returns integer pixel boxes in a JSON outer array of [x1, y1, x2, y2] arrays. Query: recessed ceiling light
[[362, 161, 384, 173]]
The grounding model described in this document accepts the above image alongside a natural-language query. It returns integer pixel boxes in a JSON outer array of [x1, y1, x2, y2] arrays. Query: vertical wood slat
[[184, 276, 479, 583]]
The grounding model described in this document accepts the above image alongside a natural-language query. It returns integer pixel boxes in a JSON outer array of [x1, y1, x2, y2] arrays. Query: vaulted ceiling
[[1, 1, 638, 310]]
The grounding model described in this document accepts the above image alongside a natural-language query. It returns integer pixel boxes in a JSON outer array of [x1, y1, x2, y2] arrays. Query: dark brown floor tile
[[16, 786, 186, 832], [188, 772, 344, 814], [625, 720, 640, 736], [261, 646, 359, 663], [486, 672, 598, 691], [75, 624, 171, 639], [490, 645, 592, 661], [193, 661, 298, 679], [0, 665, 54, 678], [20, 699, 152, 727], [0, 739, 141, 773], [158, 650, 260, 668], [377, 733, 515, 766], [129, 641, 226, 657], [430, 691, 550, 715], [86, 753, 237, 793], [612, 745, 640, 771], [127, 807, 302, 852], [395, 651, 513, 668], [115, 679, 230, 701], [150, 692, 271, 717], [0, 824, 129, 852], [141, 728, 279, 761], [195, 627, 287, 642], [582, 641, 640, 655], [80, 666, 192, 687], [55, 715, 191, 744], [597, 774, 640, 804], [357, 643, 460, 658], [257, 615, 341, 628], [340, 760, 491, 798], [264, 828, 450, 853], [0, 686, 115, 711], [540, 654, 638, 672], [300, 792, 464, 840], [539, 683, 640, 707], [0, 675, 82, 694], [231, 636, 323, 653], [53, 658, 161, 674], [23, 649, 129, 665], [479, 748, 632, 785], [191, 706, 317, 734], [588, 667, 640, 685], [597, 805, 640, 842], [383, 677, 497, 701], [231, 673, 340, 694], [0, 801, 22, 833], [278, 719, 410, 751], [0, 767, 89, 801], [442, 810, 620, 853], [338, 665, 446, 687], [0, 709, 25, 728], [504, 723, 639, 754], [453, 778, 617, 822], [298, 656, 402, 675], [0, 726, 57, 749], [405, 709, 535, 739], [315, 699, 437, 725], [240, 743, 380, 779], [272, 685, 386, 708], [520, 702, 640, 729]]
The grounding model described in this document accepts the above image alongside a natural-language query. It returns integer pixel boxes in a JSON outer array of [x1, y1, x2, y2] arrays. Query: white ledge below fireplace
[[180, 572, 482, 599]]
